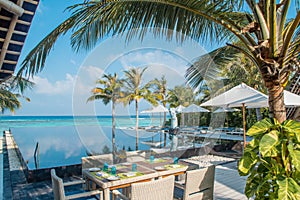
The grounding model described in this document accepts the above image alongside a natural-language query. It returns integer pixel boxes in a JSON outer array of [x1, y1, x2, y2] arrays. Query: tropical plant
[[238, 118, 300, 199], [167, 85, 196, 108], [147, 75, 170, 147], [0, 77, 33, 113], [147, 75, 168, 126], [0, 89, 20, 113], [87, 73, 123, 159], [122, 67, 157, 150]]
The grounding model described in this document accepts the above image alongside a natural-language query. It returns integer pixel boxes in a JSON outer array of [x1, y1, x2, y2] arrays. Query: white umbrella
[[141, 105, 168, 127], [201, 83, 267, 148], [181, 104, 210, 127], [175, 105, 185, 113], [175, 105, 185, 127], [213, 107, 240, 113], [181, 104, 210, 113], [141, 104, 168, 113], [201, 83, 267, 108], [246, 90, 300, 108]]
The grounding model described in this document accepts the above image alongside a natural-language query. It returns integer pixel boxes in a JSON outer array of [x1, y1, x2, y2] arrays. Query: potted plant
[[238, 118, 300, 199]]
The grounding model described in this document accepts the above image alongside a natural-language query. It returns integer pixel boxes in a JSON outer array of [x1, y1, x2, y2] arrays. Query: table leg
[[104, 188, 110, 200], [122, 187, 130, 196]]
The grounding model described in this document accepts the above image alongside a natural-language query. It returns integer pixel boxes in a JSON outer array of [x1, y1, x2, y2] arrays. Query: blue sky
[[11, 0, 222, 116], [9, 1, 299, 116]]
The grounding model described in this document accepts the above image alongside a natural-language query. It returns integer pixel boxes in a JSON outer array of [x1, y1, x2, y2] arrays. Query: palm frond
[[18, 0, 250, 78], [185, 45, 242, 90], [0, 89, 21, 113], [16, 7, 85, 78]]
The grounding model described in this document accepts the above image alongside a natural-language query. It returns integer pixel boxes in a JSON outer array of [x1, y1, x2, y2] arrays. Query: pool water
[[11, 124, 167, 170]]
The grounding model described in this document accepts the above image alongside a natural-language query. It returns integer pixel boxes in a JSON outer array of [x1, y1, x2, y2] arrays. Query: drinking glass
[[173, 157, 179, 164], [103, 162, 108, 172], [111, 166, 117, 176], [150, 155, 154, 163], [132, 163, 137, 172]]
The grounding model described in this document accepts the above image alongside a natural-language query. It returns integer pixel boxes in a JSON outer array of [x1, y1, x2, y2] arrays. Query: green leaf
[[238, 151, 258, 175], [277, 177, 300, 200], [288, 144, 300, 171], [282, 120, 300, 143], [259, 130, 279, 157], [245, 138, 260, 152], [247, 118, 275, 137]]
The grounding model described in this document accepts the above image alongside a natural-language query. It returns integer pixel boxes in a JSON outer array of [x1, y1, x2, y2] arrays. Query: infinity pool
[[12, 125, 166, 170]]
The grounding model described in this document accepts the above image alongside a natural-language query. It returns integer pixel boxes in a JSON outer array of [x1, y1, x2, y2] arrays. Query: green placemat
[[145, 158, 167, 163], [91, 171, 110, 180], [164, 164, 186, 170], [91, 171, 144, 180], [118, 172, 144, 179]]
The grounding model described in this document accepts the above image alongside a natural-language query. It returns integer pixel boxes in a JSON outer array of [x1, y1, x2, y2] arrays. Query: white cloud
[[33, 74, 76, 95], [119, 50, 188, 75]]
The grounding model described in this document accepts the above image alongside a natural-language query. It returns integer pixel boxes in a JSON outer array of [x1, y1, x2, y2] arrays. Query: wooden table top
[[82, 157, 196, 190]]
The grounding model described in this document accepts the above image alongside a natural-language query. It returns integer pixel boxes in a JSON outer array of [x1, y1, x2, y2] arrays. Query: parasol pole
[[242, 103, 247, 148]]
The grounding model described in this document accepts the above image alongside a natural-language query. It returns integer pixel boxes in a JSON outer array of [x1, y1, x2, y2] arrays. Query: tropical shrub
[[238, 118, 300, 199]]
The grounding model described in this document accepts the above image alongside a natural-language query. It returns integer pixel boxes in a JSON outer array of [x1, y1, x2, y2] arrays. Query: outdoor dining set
[[51, 151, 215, 200]]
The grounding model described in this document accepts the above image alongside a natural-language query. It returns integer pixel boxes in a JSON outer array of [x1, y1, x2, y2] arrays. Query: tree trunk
[[135, 99, 139, 150], [163, 103, 167, 147], [112, 100, 116, 163], [266, 82, 286, 123], [261, 63, 288, 123]]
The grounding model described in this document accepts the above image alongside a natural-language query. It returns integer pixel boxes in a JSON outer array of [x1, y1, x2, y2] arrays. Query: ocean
[[0, 115, 169, 169]]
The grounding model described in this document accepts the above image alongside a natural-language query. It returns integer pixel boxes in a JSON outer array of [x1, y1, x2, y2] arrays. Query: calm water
[[0, 116, 169, 169]]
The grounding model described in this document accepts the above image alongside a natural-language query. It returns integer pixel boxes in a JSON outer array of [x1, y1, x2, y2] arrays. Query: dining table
[[82, 157, 198, 200]]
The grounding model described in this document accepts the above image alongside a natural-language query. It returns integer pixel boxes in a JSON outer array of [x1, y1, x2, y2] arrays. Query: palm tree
[[87, 73, 123, 159], [122, 67, 157, 150], [167, 85, 197, 127], [148, 75, 168, 125], [0, 77, 33, 113], [16, 1, 300, 123], [0, 89, 20, 113], [168, 85, 196, 108], [148, 75, 168, 146]]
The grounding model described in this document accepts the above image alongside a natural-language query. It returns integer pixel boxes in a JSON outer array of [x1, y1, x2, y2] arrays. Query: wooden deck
[[215, 162, 247, 200]]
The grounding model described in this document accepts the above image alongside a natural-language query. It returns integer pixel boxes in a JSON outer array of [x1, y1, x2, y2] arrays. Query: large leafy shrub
[[238, 118, 300, 199]]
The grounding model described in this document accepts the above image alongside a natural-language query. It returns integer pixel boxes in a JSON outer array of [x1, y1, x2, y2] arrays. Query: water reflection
[[12, 125, 167, 169]]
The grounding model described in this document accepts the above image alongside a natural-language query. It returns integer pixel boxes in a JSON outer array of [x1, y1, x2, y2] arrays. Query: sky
[[10, 1, 226, 116], [7, 1, 299, 116]]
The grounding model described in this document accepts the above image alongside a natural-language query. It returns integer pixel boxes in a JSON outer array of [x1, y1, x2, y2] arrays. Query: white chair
[[51, 169, 102, 200], [112, 175, 175, 200], [174, 165, 215, 200]]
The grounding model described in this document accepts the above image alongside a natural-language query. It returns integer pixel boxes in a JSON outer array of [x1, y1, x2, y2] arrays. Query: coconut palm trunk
[[262, 65, 289, 123], [112, 99, 116, 162], [163, 102, 167, 147], [267, 84, 286, 123], [135, 99, 139, 150]]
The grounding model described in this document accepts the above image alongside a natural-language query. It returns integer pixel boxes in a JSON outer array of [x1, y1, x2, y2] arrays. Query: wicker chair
[[51, 169, 102, 200], [174, 165, 215, 200], [112, 175, 175, 200]]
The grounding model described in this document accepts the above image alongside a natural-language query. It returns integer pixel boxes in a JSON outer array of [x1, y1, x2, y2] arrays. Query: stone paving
[[5, 131, 23, 171]]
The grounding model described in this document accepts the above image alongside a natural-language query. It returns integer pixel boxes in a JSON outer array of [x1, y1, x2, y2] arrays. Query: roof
[[0, 0, 40, 83]]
